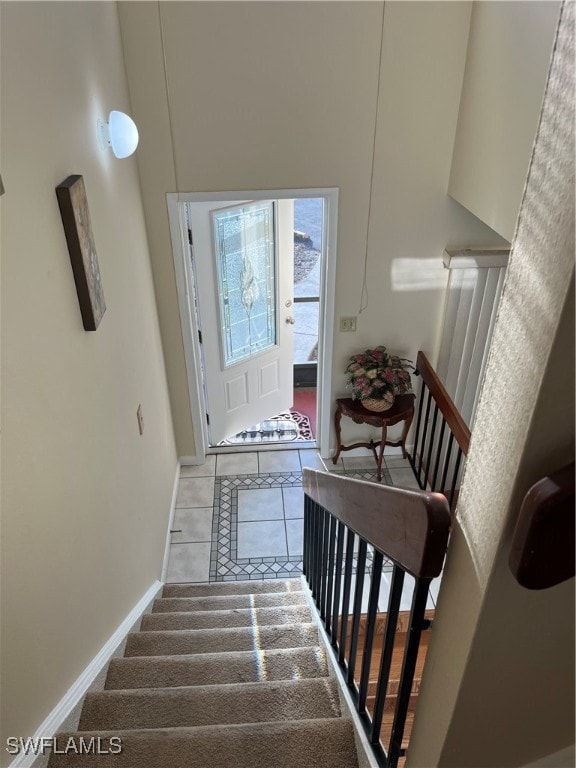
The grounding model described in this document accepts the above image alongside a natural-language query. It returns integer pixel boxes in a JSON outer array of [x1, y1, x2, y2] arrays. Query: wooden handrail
[[509, 462, 575, 590], [416, 351, 471, 456], [302, 468, 451, 579]]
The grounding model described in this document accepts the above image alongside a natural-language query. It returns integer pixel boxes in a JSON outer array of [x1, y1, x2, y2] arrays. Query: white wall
[[118, 0, 507, 457], [0, 2, 177, 752], [408, 3, 574, 762], [448, 1, 561, 241]]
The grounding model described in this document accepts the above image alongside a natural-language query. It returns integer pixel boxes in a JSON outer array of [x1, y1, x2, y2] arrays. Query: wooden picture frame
[[56, 175, 105, 331]]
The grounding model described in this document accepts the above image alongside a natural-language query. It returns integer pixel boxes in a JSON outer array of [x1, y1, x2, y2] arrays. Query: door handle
[[285, 316, 295, 325]]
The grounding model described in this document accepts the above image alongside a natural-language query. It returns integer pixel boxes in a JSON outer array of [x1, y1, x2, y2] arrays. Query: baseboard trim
[[9, 580, 163, 768], [323, 444, 414, 462], [179, 455, 203, 466], [161, 461, 181, 582]]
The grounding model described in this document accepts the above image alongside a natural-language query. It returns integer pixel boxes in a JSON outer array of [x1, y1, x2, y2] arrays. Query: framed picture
[[56, 175, 106, 331]]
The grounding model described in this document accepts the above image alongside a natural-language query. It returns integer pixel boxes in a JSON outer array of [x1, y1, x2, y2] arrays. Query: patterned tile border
[[330, 468, 394, 485], [209, 469, 395, 582], [210, 472, 302, 582]]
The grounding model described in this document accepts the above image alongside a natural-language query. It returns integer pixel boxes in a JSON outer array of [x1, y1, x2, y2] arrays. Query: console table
[[332, 394, 416, 481]]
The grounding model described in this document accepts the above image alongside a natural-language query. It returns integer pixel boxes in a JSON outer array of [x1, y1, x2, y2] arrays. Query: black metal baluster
[[325, 515, 337, 633], [440, 432, 455, 496], [331, 521, 345, 646], [417, 390, 433, 482], [370, 565, 405, 746], [358, 549, 383, 714], [410, 375, 426, 474], [312, 502, 323, 602], [424, 404, 439, 490], [430, 418, 447, 491], [449, 448, 464, 510], [307, 499, 314, 594], [387, 578, 432, 768], [307, 498, 317, 594], [339, 528, 355, 666], [302, 495, 307, 577], [303, 494, 311, 578], [347, 539, 368, 688], [319, 508, 330, 620]]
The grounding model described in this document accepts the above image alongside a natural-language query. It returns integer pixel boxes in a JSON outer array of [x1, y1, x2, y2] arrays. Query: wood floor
[[343, 609, 435, 766]]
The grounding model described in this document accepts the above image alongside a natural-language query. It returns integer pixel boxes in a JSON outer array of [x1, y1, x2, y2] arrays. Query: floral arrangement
[[345, 346, 413, 405]]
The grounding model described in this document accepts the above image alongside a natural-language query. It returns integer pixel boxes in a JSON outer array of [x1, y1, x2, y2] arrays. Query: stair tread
[[142, 604, 313, 631], [162, 579, 303, 599], [125, 623, 319, 657], [80, 678, 341, 730], [48, 719, 359, 768], [152, 591, 308, 612], [105, 646, 330, 690], [49, 577, 361, 766]]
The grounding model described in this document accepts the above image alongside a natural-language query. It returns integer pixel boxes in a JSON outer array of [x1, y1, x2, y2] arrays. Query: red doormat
[[292, 388, 317, 437]]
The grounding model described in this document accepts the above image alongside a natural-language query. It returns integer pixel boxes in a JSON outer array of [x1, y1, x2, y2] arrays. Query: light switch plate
[[340, 316, 357, 332]]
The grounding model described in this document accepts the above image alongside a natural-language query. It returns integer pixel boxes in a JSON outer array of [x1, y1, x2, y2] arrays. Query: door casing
[[167, 188, 338, 464]]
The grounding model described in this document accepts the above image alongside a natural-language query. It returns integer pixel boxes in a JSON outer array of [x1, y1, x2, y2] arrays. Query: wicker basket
[[362, 397, 394, 412]]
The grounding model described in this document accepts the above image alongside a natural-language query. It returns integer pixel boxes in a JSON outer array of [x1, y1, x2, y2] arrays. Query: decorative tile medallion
[[210, 472, 303, 582], [209, 469, 394, 582]]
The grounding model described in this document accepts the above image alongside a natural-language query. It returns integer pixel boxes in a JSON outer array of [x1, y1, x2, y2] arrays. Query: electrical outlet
[[340, 316, 357, 332], [137, 404, 144, 435]]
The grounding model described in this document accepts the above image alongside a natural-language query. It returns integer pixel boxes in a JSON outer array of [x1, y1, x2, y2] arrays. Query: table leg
[[377, 424, 388, 482], [400, 407, 415, 459], [332, 403, 343, 465]]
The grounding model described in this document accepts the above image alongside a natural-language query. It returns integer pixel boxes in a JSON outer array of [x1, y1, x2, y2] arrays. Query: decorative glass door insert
[[212, 202, 277, 367], [187, 198, 294, 445]]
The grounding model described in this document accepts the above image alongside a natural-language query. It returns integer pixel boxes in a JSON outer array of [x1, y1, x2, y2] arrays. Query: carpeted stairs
[[48, 580, 359, 767]]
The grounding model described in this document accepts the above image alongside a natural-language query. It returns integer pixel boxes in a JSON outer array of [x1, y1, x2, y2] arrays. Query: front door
[[188, 200, 295, 445]]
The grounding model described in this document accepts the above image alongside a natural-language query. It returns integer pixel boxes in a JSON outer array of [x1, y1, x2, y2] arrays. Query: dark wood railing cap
[[416, 350, 471, 456], [303, 468, 451, 579], [509, 462, 575, 590]]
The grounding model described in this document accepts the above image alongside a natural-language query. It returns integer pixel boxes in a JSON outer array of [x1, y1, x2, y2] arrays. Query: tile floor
[[166, 448, 442, 608]]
